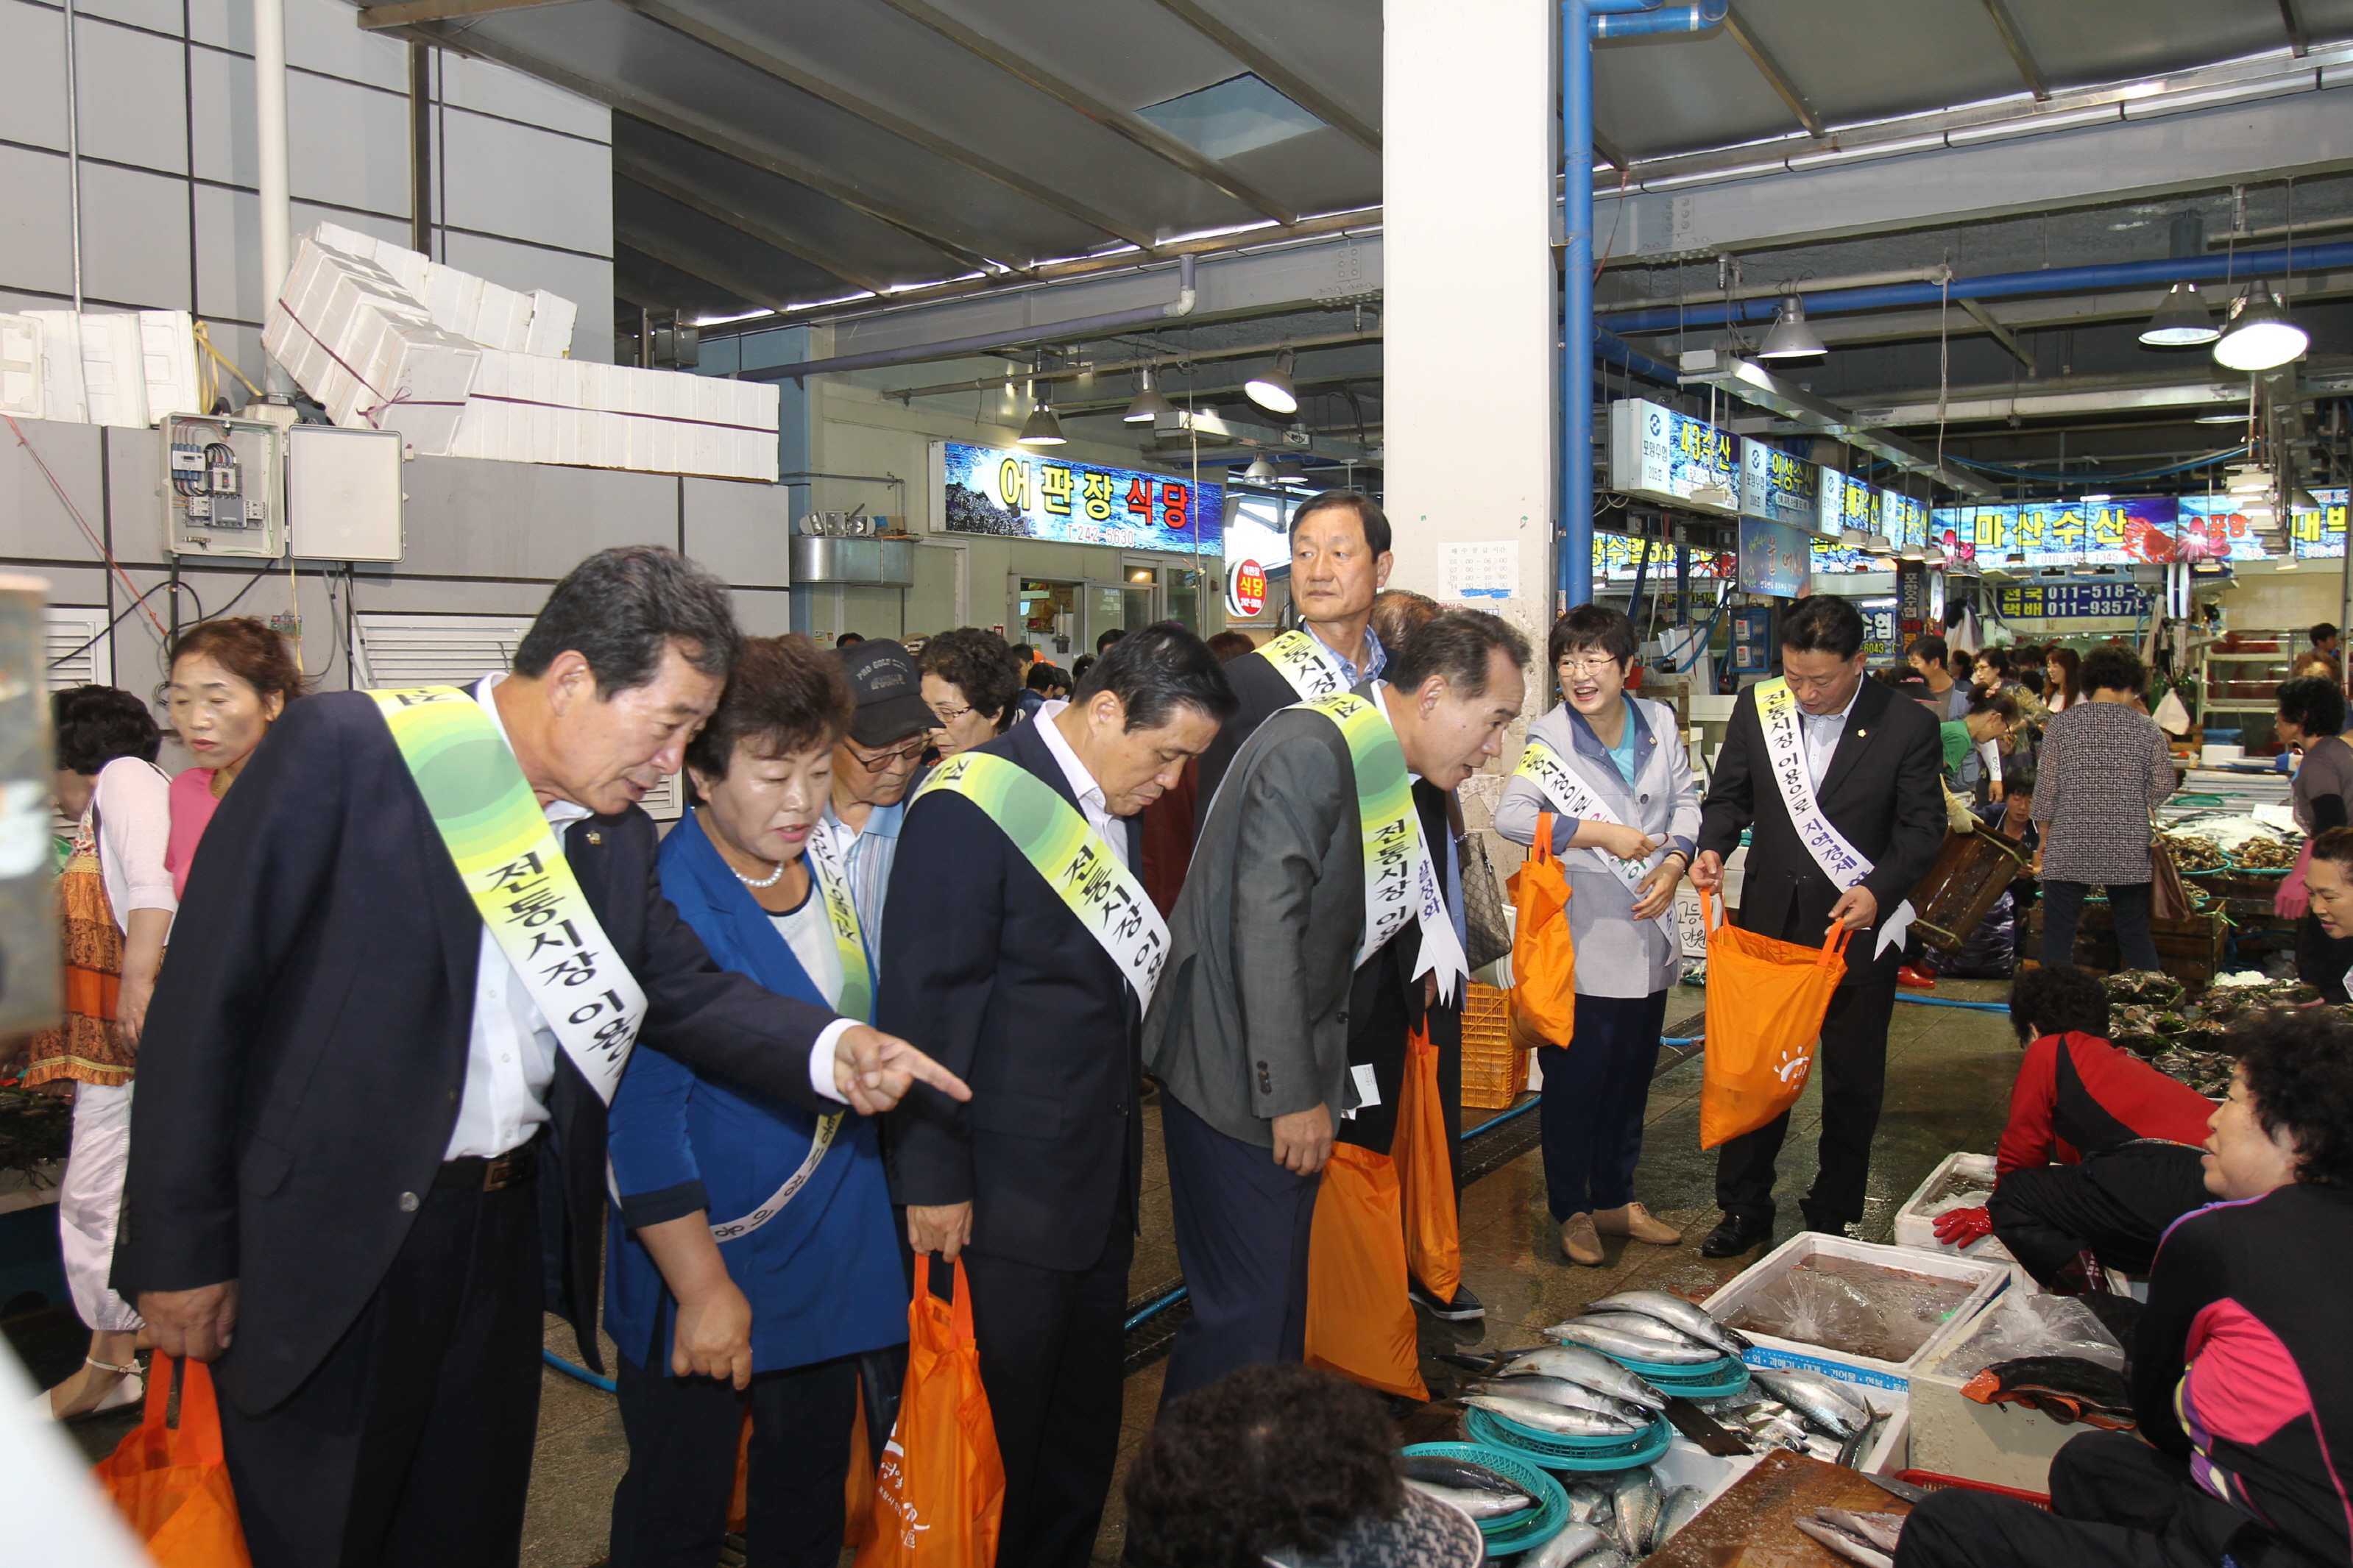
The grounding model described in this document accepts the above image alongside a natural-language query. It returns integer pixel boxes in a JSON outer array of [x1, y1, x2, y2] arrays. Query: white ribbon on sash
[[1260, 627, 1357, 701], [1753, 677, 1917, 959], [1513, 734, 1661, 894]]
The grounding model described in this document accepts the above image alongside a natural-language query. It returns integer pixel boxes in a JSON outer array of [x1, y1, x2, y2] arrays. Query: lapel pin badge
[[586, 830, 603, 845]]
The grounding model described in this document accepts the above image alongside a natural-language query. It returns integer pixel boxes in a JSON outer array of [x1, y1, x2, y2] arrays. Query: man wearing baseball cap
[[818, 639, 938, 973]]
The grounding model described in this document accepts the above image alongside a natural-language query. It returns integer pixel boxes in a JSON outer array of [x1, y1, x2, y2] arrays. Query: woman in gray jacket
[[1495, 606, 1702, 1266]]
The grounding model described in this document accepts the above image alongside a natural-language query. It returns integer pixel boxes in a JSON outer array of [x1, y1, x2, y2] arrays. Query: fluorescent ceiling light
[[1758, 296, 1827, 359], [1017, 401, 1067, 446], [1123, 365, 1175, 425], [2140, 283, 2219, 347], [2079, 492, 2113, 505], [2213, 288, 2310, 372], [1244, 348, 1300, 415], [2195, 410, 2250, 424]]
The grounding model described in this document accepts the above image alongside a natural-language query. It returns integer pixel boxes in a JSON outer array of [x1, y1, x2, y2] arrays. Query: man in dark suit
[[113, 547, 966, 1568], [1145, 611, 1530, 1406], [880, 624, 1236, 1568], [1691, 595, 1946, 1256]]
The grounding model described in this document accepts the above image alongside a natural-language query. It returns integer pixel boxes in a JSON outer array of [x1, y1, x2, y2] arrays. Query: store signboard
[[1607, 399, 1740, 516], [2178, 489, 2349, 561], [939, 440, 1221, 552], [1593, 532, 1735, 581], [1741, 444, 1821, 533], [1992, 581, 2156, 620], [1895, 560, 1929, 634], [1809, 536, 1883, 575], [1227, 558, 1267, 617], [1819, 469, 1878, 539], [1936, 497, 2179, 565], [1858, 602, 1900, 661], [1738, 515, 1813, 597], [1880, 491, 1928, 551]]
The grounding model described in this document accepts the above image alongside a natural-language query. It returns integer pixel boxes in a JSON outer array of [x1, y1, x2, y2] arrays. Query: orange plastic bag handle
[[1696, 884, 1857, 968]]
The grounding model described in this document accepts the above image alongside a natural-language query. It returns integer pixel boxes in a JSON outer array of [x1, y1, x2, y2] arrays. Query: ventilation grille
[[45, 607, 113, 691]]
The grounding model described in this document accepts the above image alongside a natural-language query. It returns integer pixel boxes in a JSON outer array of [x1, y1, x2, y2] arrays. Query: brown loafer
[[1592, 1202, 1683, 1246], [1560, 1212, 1604, 1266]]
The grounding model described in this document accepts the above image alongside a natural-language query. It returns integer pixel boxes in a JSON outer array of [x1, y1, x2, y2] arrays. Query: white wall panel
[[682, 477, 789, 589], [79, 163, 192, 309], [283, 0, 405, 93], [0, 146, 79, 299], [0, 417, 105, 563], [441, 108, 612, 258], [394, 455, 676, 579], [187, 43, 252, 186], [437, 51, 608, 142], [0, 2, 68, 153], [191, 182, 258, 322], [73, 0, 183, 35], [74, 16, 189, 175], [286, 68, 409, 215]]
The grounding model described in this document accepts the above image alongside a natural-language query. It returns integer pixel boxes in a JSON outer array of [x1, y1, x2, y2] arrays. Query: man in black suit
[[880, 625, 1236, 1568], [113, 547, 967, 1568], [1691, 595, 1946, 1256]]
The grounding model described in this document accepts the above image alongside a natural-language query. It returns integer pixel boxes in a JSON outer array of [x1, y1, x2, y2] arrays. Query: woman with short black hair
[[916, 627, 1023, 759], [27, 686, 174, 1419], [2274, 675, 2353, 998], [2030, 645, 2175, 971]]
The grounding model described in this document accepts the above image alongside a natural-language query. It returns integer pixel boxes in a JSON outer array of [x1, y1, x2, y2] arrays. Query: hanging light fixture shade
[[1243, 453, 1278, 481], [1758, 295, 1827, 359], [1123, 364, 1175, 424], [2139, 282, 2219, 347], [1017, 400, 1066, 447], [2212, 287, 2310, 372], [1244, 348, 1300, 414], [1273, 458, 1309, 486]]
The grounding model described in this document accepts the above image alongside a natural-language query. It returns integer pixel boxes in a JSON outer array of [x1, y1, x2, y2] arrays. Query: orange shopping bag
[[1303, 1144, 1428, 1401], [1393, 1021, 1459, 1304], [855, 1258, 1002, 1568], [1509, 812, 1576, 1046], [93, 1355, 250, 1568], [1696, 887, 1850, 1149]]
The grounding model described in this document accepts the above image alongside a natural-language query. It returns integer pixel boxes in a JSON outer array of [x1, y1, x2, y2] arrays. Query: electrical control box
[[162, 414, 284, 559], [286, 425, 405, 562]]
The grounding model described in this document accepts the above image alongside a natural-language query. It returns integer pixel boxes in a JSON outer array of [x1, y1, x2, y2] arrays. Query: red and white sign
[[1227, 558, 1267, 618]]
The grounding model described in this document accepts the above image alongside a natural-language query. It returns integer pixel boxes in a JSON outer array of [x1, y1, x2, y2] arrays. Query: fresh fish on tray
[[1502, 1345, 1671, 1409], [1655, 1484, 1708, 1546], [1520, 1523, 1612, 1568], [1470, 1374, 1651, 1422], [1587, 1288, 1752, 1354], [1749, 1367, 1872, 1438], [1399, 1453, 1521, 1494], [1551, 1315, 1725, 1366], [1608, 1465, 1660, 1556], [1462, 1394, 1648, 1437], [1402, 1477, 1531, 1520], [1795, 1508, 1906, 1568]]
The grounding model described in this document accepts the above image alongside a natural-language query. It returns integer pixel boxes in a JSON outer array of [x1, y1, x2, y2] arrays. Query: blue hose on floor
[[1893, 993, 2009, 1014], [543, 1349, 616, 1392]]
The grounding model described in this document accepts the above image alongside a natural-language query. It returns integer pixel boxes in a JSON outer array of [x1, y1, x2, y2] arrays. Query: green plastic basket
[[1612, 1352, 1751, 1400], [1464, 1408, 1674, 1472], [1401, 1440, 1571, 1553]]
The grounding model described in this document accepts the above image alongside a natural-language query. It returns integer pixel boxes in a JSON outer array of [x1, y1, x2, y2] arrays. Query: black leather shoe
[[1699, 1213, 1772, 1258], [1409, 1283, 1486, 1322]]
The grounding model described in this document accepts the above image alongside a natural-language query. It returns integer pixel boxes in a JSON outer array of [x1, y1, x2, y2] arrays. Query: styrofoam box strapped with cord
[[355, 612, 680, 821]]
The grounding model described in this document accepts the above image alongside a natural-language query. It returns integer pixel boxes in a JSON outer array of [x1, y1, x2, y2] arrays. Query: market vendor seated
[[1933, 965, 2214, 1293], [1895, 1006, 2353, 1568]]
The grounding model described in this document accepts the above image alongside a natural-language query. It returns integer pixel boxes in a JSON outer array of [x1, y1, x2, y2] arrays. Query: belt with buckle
[[436, 1134, 541, 1193]]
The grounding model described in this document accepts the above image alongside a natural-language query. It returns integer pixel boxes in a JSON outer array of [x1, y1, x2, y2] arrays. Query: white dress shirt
[[1033, 700, 1126, 868], [1797, 680, 1864, 786], [445, 676, 852, 1160]]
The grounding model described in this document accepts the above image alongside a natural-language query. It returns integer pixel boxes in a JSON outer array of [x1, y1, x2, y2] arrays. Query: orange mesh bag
[[1696, 887, 1850, 1149], [1393, 1021, 1460, 1304], [1509, 812, 1576, 1047], [93, 1355, 250, 1568], [854, 1259, 1002, 1568], [1303, 1144, 1428, 1401]]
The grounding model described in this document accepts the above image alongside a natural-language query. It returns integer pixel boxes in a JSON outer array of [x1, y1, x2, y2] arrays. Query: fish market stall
[[1702, 1235, 2008, 1391], [1907, 1292, 2129, 1492]]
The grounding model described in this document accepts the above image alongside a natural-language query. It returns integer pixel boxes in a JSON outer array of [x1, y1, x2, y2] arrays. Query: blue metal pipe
[[1596, 327, 1680, 383], [1591, 0, 1726, 37], [1588, 0, 1669, 10], [1562, 0, 1596, 610], [1598, 241, 2353, 336]]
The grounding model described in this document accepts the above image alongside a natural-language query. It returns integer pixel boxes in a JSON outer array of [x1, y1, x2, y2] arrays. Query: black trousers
[[607, 1343, 858, 1568], [2042, 880, 2161, 972], [1894, 1429, 2317, 1568], [1539, 989, 1671, 1221], [1156, 1095, 1320, 1411], [962, 1201, 1134, 1568], [216, 1179, 542, 1568], [1989, 1143, 2213, 1288], [1714, 971, 1897, 1230]]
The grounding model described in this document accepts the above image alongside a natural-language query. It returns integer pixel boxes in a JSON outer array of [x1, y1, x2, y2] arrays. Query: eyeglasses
[[1555, 654, 1623, 676], [846, 737, 927, 771], [929, 703, 974, 724]]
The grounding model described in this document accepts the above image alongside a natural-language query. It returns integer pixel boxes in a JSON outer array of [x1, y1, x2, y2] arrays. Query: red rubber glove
[[1933, 1205, 1993, 1246]]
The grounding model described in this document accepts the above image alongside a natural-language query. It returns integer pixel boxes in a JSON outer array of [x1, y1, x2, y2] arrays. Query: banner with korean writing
[[1593, 533, 1735, 581], [1607, 400, 1739, 514], [940, 441, 1221, 552], [2178, 489, 2348, 561], [1741, 443, 1821, 533], [1880, 491, 1928, 551], [1738, 515, 1812, 597], [1859, 603, 1900, 660], [1994, 581, 2155, 620], [1819, 469, 1878, 538], [1810, 536, 1883, 575], [1937, 497, 2184, 565]]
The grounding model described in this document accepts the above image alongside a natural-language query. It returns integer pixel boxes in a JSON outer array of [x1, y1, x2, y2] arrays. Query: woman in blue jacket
[[606, 636, 907, 1568]]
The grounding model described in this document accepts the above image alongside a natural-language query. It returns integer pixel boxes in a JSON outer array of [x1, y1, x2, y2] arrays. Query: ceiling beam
[[1978, 0, 2052, 100], [2279, 0, 2310, 57], [356, 0, 570, 28], [1958, 297, 2036, 371], [616, 0, 1158, 252], [616, 224, 799, 316], [882, 329, 1381, 402], [1723, 6, 1824, 138], [1592, 130, 1632, 174], [1147, 0, 1381, 155], [398, 21, 1008, 274], [614, 154, 891, 297], [871, 0, 1297, 226]]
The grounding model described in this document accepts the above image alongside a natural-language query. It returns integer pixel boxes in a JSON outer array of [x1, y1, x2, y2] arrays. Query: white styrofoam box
[[0, 315, 42, 418], [523, 288, 576, 358], [26, 311, 88, 424], [269, 235, 481, 454], [302, 221, 565, 356], [77, 313, 149, 429], [137, 310, 200, 422], [2201, 745, 2245, 766], [1702, 1232, 2011, 1392], [1652, 1439, 1761, 1516], [1905, 1294, 2123, 1493], [1891, 1152, 2016, 1271]]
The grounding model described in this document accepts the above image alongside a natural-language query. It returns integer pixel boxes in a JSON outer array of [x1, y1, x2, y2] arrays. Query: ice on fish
[[1655, 1485, 1707, 1546]]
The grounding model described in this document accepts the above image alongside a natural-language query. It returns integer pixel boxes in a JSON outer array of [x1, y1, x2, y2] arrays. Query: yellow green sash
[[367, 685, 645, 1104], [802, 827, 871, 1023], [913, 749, 1169, 1004], [1260, 626, 1354, 700]]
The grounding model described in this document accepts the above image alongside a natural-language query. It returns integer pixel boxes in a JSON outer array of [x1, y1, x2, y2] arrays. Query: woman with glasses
[[1493, 606, 1700, 1266], [916, 628, 1024, 756]]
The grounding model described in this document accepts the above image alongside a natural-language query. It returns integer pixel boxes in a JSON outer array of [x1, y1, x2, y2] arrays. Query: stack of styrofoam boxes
[[265, 236, 483, 457], [0, 309, 200, 427], [1702, 1232, 2014, 1480], [448, 351, 779, 482], [310, 222, 575, 359]]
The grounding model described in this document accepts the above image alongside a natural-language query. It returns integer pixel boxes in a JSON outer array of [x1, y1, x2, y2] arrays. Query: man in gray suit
[[1144, 611, 1530, 1407]]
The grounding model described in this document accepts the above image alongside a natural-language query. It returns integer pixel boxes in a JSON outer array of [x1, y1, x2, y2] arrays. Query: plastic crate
[[1460, 983, 1529, 1110]]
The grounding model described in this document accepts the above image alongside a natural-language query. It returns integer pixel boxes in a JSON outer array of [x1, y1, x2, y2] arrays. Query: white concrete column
[[1382, 0, 1558, 647]]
